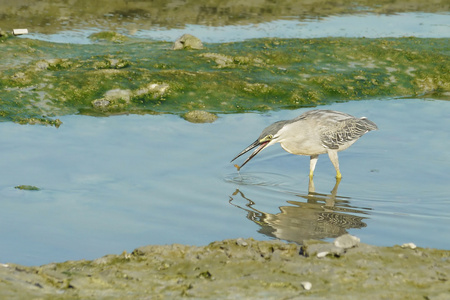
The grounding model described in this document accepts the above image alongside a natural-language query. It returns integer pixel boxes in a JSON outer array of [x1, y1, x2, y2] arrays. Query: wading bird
[[231, 110, 378, 178]]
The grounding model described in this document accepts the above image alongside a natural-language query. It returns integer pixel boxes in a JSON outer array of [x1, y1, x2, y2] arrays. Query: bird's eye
[[260, 135, 273, 143]]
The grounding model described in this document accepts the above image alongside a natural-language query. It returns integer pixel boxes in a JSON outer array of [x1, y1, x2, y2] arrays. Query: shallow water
[[0, 98, 449, 265], [24, 13, 450, 44]]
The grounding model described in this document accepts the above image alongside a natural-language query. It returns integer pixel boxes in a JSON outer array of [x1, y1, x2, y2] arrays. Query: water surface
[[1, 98, 449, 266], [24, 13, 450, 44]]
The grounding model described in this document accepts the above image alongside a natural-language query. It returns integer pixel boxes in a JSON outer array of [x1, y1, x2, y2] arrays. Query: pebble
[[92, 98, 110, 108], [173, 34, 204, 50], [334, 234, 360, 249], [316, 251, 329, 258], [236, 238, 248, 247], [134, 83, 170, 100], [300, 242, 344, 257], [401, 243, 417, 249], [104, 89, 132, 102], [301, 281, 312, 290], [183, 110, 218, 123]]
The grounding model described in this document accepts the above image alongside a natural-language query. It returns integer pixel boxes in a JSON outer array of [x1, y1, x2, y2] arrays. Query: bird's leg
[[327, 150, 342, 179], [308, 176, 315, 193], [309, 155, 319, 179]]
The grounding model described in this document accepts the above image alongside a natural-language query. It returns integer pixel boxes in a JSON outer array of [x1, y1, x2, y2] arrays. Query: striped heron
[[231, 110, 378, 178]]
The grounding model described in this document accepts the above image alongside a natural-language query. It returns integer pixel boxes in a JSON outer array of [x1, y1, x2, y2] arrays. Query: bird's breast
[[279, 140, 327, 156]]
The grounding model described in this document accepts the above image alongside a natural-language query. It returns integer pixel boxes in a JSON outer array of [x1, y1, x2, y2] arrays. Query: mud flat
[[1, 236, 449, 299]]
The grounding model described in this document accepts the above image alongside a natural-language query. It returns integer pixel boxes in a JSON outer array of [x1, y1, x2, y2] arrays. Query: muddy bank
[[1, 237, 449, 299]]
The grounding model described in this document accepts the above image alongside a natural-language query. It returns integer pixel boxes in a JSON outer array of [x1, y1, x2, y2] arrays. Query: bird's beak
[[230, 139, 270, 170]]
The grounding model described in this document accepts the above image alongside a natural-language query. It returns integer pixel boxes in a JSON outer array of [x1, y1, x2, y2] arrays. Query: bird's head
[[230, 121, 286, 170]]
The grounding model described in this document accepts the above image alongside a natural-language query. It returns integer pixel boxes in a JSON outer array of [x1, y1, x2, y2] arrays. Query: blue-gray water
[[0, 98, 449, 266], [25, 12, 450, 44]]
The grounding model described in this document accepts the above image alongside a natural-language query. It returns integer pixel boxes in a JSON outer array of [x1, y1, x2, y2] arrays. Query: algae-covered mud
[[0, 35, 448, 125], [1, 237, 449, 299]]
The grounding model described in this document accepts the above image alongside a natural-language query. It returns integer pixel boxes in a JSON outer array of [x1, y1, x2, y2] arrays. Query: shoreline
[[1, 236, 449, 299]]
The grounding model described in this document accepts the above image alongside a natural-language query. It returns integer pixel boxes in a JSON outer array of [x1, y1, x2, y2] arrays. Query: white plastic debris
[[13, 29, 28, 35]]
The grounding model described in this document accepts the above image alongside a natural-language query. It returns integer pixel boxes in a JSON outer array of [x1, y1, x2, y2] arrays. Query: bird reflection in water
[[229, 178, 371, 243]]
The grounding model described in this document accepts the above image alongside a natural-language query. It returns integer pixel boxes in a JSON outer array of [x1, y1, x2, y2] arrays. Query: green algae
[[14, 185, 40, 191], [1, 35, 449, 126]]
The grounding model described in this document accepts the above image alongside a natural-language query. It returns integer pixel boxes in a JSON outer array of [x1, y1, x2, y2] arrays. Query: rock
[[104, 89, 132, 102], [316, 251, 329, 258], [401, 243, 417, 250], [0, 29, 10, 38], [134, 83, 170, 100], [183, 110, 218, 123], [334, 234, 360, 249], [236, 238, 248, 247], [92, 89, 132, 109], [92, 99, 110, 108], [173, 34, 204, 50], [200, 53, 234, 68]]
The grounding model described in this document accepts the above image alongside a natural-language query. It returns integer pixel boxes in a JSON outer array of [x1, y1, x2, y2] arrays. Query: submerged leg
[[308, 176, 315, 193], [327, 150, 342, 179], [309, 155, 319, 178]]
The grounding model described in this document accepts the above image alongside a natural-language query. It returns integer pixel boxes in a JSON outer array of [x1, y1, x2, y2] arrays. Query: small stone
[[173, 34, 204, 50], [236, 238, 248, 247], [183, 110, 218, 123], [92, 98, 110, 108], [316, 251, 329, 258], [0, 29, 10, 38], [401, 243, 417, 249], [92, 89, 133, 110], [134, 83, 170, 100], [301, 281, 312, 290], [334, 234, 360, 249], [104, 89, 132, 102], [300, 241, 344, 257], [35, 60, 50, 70], [200, 53, 234, 68]]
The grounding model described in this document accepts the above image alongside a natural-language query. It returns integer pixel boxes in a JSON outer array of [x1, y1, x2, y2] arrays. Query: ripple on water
[[224, 172, 293, 187]]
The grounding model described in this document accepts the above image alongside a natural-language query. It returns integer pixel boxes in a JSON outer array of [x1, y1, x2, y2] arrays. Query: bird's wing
[[320, 118, 377, 149]]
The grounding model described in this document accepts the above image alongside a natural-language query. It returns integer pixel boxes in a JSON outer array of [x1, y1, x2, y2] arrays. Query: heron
[[231, 110, 378, 179]]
